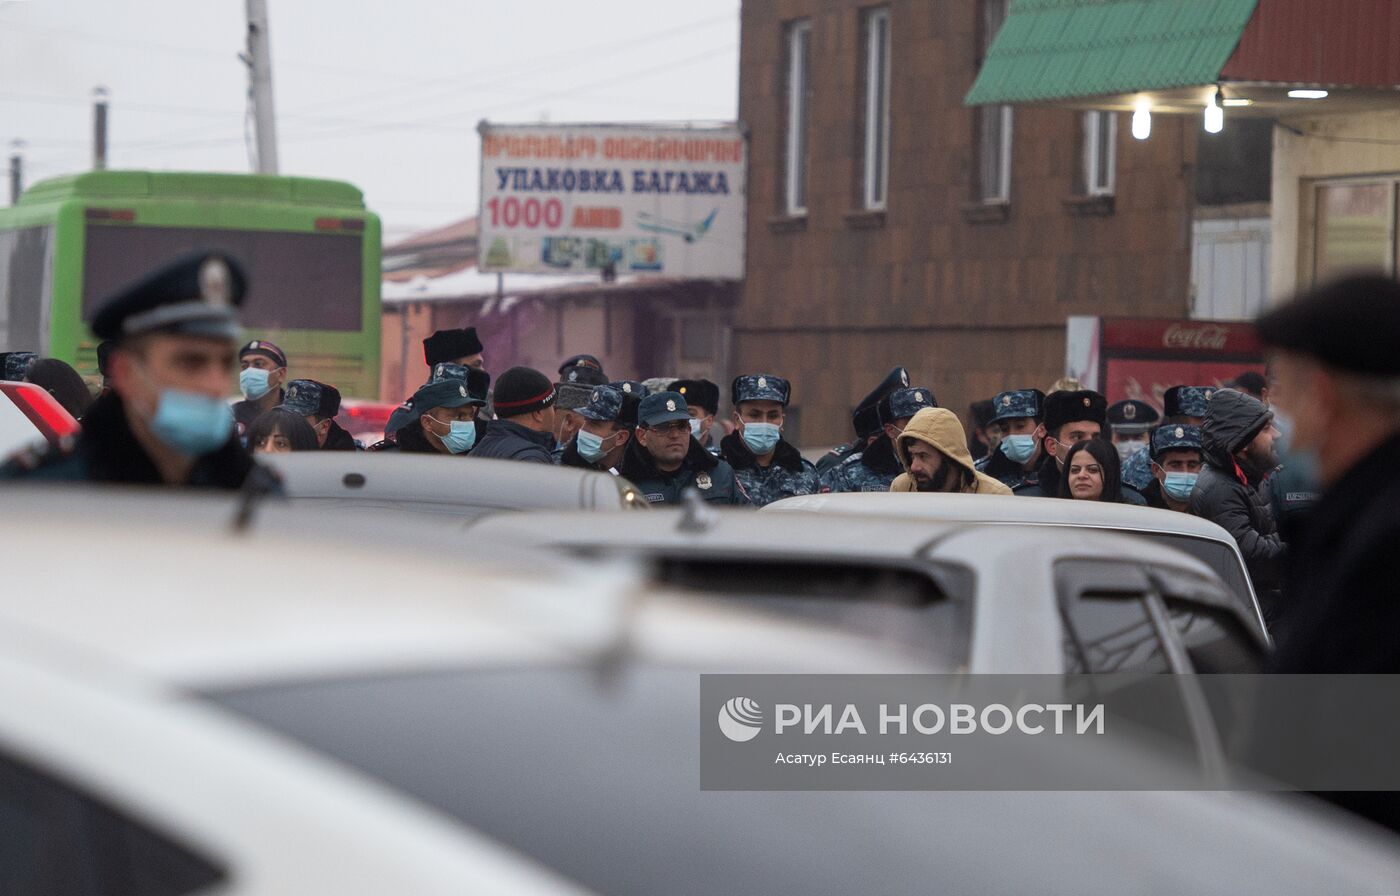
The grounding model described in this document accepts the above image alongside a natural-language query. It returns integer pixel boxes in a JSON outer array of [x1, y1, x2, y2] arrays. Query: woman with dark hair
[[1060, 438, 1131, 503], [25, 357, 94, 420], [246, 408, 319, 454]]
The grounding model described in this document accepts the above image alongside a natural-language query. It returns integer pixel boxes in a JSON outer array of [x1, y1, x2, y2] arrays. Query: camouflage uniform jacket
[[1120, 444, 1155, 492], [719, 432, 820, 507], [819, 436, 902, 493]]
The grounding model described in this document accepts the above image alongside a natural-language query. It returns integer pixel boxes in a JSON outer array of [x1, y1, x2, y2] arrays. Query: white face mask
[[1115, 438, 1146, 462]]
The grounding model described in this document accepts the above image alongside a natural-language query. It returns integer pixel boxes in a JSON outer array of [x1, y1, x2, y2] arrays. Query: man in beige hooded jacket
[[890, 407, 1014, 495]]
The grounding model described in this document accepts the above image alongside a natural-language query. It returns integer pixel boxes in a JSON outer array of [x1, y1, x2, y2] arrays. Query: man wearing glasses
[[619, 390, 748, 506]]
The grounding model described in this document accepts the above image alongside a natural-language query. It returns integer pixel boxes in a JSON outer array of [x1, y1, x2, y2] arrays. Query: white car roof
[[764, 491, 1237, 542], [0, 489, 930, 690]]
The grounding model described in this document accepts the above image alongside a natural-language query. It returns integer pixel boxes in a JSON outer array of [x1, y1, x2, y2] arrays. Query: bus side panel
[[360, 212, 382, 402], [51, 200, 91, 376]]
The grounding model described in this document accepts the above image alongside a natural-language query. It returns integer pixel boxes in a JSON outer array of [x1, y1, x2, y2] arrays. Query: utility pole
[[92, 86, 109, 170], [8, 141, 23, 205], [244, 0, 280, 174]]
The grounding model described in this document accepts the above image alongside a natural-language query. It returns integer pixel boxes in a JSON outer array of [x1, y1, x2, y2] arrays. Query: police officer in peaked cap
[[815, 366, 910, 475], [1, 251, 273, 489], [818, 367, 912, 493], [1107, 398, 1160, 464]]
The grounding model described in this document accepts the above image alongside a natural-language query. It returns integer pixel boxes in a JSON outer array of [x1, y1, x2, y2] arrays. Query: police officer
[[820, 369, 913, 494], [1107, 399, 1159, 464], [1, 252, 270, 489], [553, 363, 610, 461], [561, 384, 635, 474], [975, 389, 1046, 491], [670, 378, 721, 451], [1140, 423, 1203, 512], [1121, 385, 1213, 491], [816, 366, 910, 474], [620, 390, 747, 505], [719, 374, 819, 507], [280, 379, 358, 450], [232, 339, 288, 435], [377, 362, 490, 454], [423, 327, 484, 370]]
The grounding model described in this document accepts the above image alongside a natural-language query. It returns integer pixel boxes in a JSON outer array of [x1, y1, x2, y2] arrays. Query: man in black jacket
[[1, 252, 271, 491], [620, 391, 747, 505], [1258, 275, 1400, 671], [471, 366, 557, 463], [1189, 388, 1283, 617]]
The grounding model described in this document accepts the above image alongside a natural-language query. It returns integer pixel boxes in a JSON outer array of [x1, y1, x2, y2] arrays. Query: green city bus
[[0, 170, 381, 397]]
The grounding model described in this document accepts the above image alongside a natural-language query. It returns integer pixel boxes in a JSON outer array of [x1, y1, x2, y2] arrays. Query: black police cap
[[90, 251, 245, 342], [852, 366, 910, 438], [1257, 275, 1400, 376]]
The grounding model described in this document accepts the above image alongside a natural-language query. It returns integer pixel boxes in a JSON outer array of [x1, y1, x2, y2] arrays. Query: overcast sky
[[0, 0, 740, 240]]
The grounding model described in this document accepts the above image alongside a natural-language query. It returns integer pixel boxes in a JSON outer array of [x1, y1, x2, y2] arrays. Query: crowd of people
[[1, 252, 1398, 674]]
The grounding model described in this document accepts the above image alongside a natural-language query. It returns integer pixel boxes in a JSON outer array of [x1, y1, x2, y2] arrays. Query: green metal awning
[[965, 0, 1258, 106]]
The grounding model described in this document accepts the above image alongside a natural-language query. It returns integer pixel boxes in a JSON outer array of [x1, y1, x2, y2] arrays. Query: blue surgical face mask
[[576, 428, 617, 463], [1271, 409, 1321, 484], [689, 417, 703, 438], [430, 416, 476, 454], [239, 367, 274, 401], [741, 421, 781, 455], [150, 389, 235, 456], [1162, 471, 1199, 502], [1000, 433, 1038, 463]]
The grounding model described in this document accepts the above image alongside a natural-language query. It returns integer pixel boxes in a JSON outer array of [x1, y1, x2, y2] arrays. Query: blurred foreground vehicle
[[258, 451, 648, 516], [0, 380, 80, 458], [765, 491, 1268, 638], [1, 490, 1398, 895]]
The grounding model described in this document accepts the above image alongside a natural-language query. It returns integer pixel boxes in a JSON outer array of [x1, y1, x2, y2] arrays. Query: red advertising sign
[[1081, 318, 1266, 411]]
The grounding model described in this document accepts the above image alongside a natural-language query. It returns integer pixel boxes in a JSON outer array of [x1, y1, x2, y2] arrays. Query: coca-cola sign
[[1163, 324, 1229, 351]]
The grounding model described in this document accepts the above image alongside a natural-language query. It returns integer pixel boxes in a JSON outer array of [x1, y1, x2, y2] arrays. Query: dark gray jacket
[[471, 418, 556, 463], [619, 436, 748, 506], [1190, 389, 1284, 600]]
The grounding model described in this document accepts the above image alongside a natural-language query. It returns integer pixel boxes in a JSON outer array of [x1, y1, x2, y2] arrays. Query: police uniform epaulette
[[839, 450, 866, 468], [366, 438, 396, 452]]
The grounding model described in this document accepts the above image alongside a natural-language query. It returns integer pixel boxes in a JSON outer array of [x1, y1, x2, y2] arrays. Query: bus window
[[0, 226, 52, 354], [82, 224, 364, 331]]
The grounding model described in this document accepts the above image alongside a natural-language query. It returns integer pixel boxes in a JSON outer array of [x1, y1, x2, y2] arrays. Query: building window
[[862, 7, 891, 210], [975, 0, 1012, 203], [784, 20, 813, 216], [1314, 179, 1397, 282], [1083, 111, 1116, 196]]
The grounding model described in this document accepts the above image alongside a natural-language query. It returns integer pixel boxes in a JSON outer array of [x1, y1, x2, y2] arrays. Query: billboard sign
[[1066, 316, 1265, 408], [477, 122, 746, 279]]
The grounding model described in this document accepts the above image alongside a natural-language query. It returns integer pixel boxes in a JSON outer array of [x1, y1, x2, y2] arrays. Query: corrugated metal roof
[[966, 0, 1259, 106], [1221, 0, 1400, 88]]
